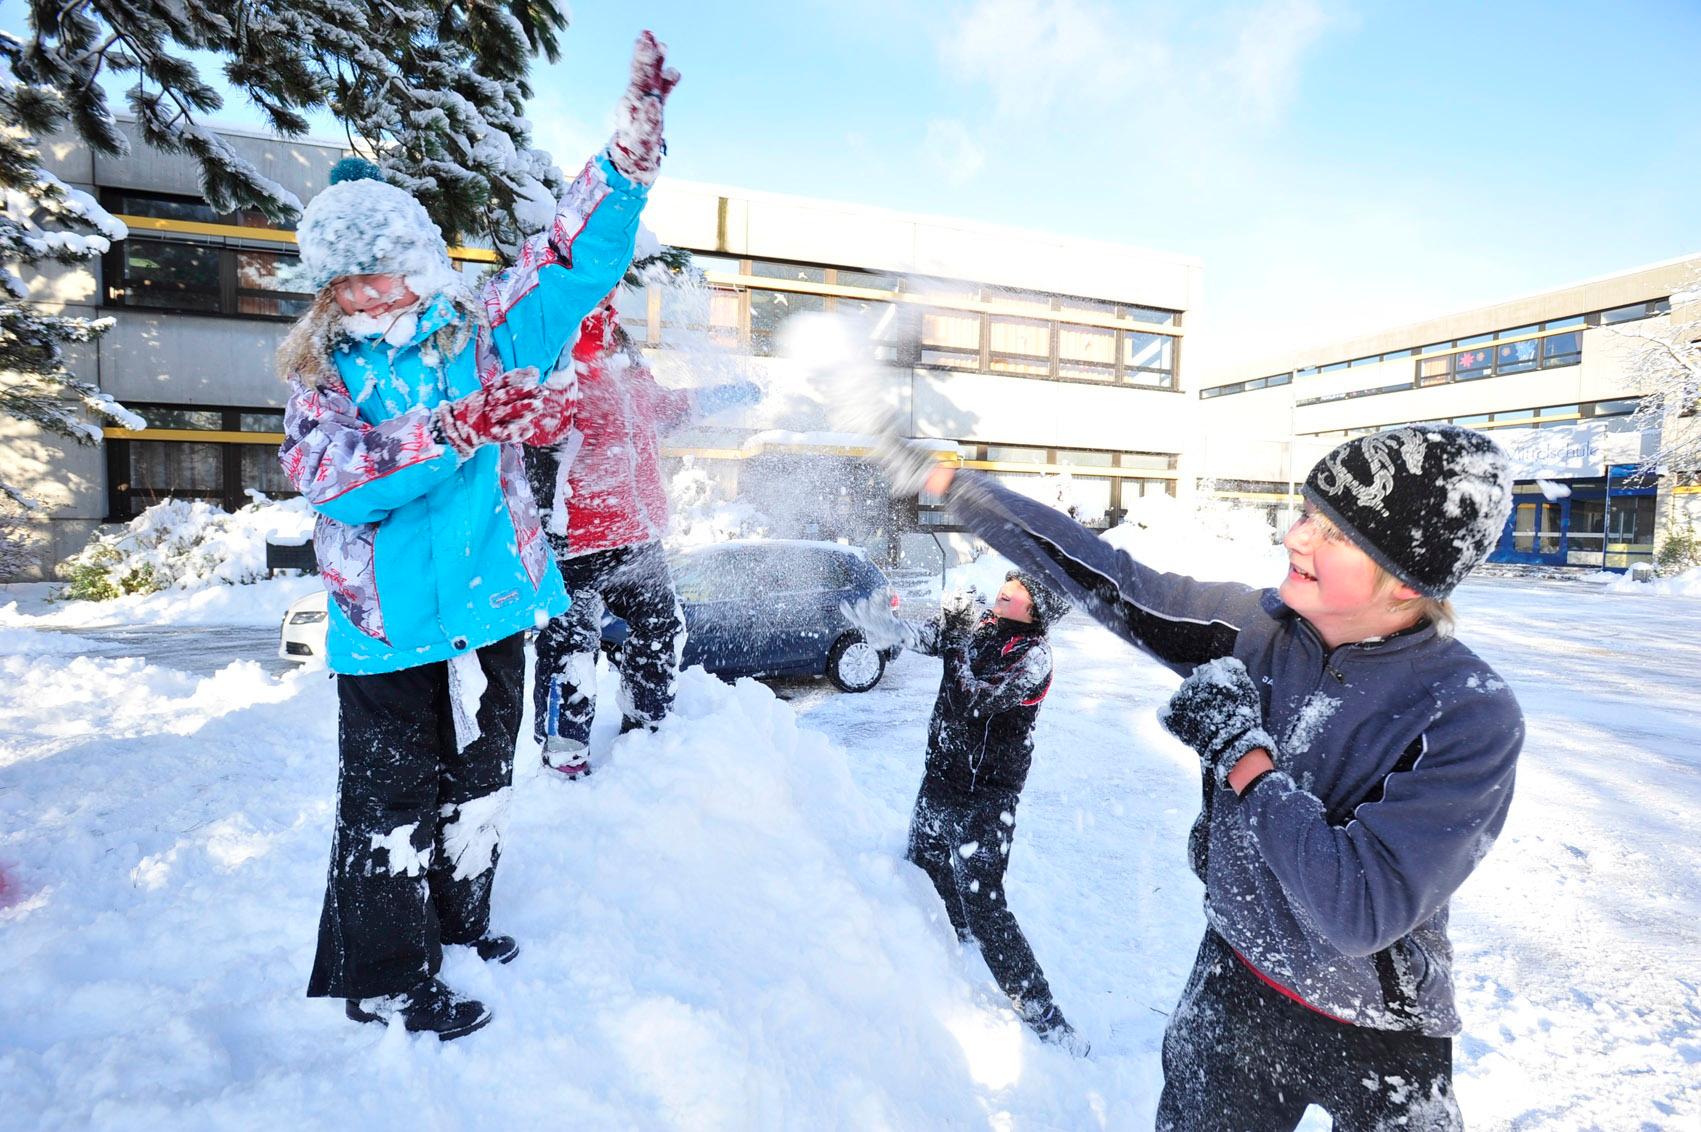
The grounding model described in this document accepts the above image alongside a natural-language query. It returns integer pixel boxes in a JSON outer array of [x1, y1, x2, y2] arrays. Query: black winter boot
[[345, 977, 492, 1040], [469, 934, 520, 964], [1024, 1002, 1090, 1057]]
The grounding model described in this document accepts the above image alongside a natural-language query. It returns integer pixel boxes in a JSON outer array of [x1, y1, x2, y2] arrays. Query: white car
[[278, 589, 329, 664]]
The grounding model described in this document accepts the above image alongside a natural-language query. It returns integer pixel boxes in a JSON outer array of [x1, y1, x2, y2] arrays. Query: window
[[1495, 338, 1538, 374], [1381, 348, 1413, 361], [1417, 355, 1452, 386], [1543, 315, 1584, 330], [114, 239, 222, 311], [1119, 451, 1176, 471], [691, 254, 741, 276], [1593, 300, 1669, 326], [836, 268, 900, 291], [1058, 324, 1116, 381], [104, 403, 302, 519], [750, 260, 826, 283], [1457, 332, 1494, 347], [986, 445, 1048, 463], [1056, 295, 1120, 317], [989, 316, 1051, 375], [1541, 332, 1582, 367], [984, 287, 1056, 316], [919, 308, 981, 369], [1588, 399, 1639, 417], [1122, 305, 1179, 326], [1454, 348, 1493, 380], [749, 289, 826, 355], [1123, 331, 1175, 388]]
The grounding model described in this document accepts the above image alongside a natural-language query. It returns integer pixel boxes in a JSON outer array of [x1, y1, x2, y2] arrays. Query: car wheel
[[826, 632, 885, 692]]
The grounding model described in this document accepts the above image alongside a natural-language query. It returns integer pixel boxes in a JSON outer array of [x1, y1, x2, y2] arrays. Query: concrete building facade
[[1196, 256, 1701, 570], [4, 122, 1203, 578]]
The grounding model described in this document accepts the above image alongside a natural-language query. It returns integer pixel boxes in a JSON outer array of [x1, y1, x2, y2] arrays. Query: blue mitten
[[696, 381, 762, 416]]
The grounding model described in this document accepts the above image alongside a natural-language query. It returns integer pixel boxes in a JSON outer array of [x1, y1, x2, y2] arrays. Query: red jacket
[[538, 302, 695, 556]]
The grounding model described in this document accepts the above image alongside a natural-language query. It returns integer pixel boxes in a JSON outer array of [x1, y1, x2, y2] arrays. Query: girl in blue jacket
[[278, 33, 679, 1041]]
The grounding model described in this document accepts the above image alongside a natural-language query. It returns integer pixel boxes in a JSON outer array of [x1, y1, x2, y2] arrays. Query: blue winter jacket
[[947, 473, 1525, 1036], [279, 155, 646, 675]]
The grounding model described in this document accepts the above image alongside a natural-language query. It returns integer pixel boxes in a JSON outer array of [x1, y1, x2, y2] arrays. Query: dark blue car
[[602, 540, 900, 692]]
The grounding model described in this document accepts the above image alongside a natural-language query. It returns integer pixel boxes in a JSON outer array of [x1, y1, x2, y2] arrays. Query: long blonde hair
[[275, 284, 485, 389]]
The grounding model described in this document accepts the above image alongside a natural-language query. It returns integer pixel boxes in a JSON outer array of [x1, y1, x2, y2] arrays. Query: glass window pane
[[142, 407, 225, 430], [749, 289, 826, 355], [986, 445, 1048, 463], [1381, 348, 1413, 361], [1541, 332, 1581, 366], [239, 411, 284, 432], [1598, 302, 1652, 325], [113, 193, 225, 225], [750, 260, 825, 283], [1123, 331, 1174, 371], [1057, 362, 1116, 382], [1495, 339, 1538, 373], [1121, 369, 1174, 389], [1417, 355, 1452, 385], [1538, 404, 1580, 417], [1120, 452, 1175, 470], [1457, 332, 1494, 346], [1419, 342, 1452, 355], [129, 440, 223, 500], [1455, 348, 1493, 380], [989, 316, 1050, 357], [921, 309, 981, 350], [119, 239, 221, 310], [1122, 305, 1178, 326], [1321, 361, 1349, 373], [1590, 399, 1639, 416], [836, 268, 899, 291], [920, 349, 979, 369], [240, 444, 295, 495], [1543, 315, 1585, 330], [691, 254, 740, 276], [1059, 324, 1115, 363], [1499, 324, 1539, 339], [1057, 449, 1114, 467]]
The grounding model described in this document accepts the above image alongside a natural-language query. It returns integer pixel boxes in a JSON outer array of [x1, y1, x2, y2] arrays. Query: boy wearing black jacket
[[850, 570, 1085, 1054], [874, 425, 1522, 1129]]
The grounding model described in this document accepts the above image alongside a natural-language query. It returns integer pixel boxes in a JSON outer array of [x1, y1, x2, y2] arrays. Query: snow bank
[[1605, 563, 1701, 596], [1101, 493, 1286, 587], [0, 575, 320, 629], [61, 495, 316, 599], [0, 657, 1136, 1129]]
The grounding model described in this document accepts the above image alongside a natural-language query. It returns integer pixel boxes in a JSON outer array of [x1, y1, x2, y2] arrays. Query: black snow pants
[[1157, 930, 1462, 1132], [307, 633, 524, 1001], [532, 540, 683, 746], [907, 777, 1054, 1017]]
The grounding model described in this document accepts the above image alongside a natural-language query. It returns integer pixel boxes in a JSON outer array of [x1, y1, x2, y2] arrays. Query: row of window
[[1303, 398, 1640, 441], [616, 255, 1183, 388], [1202, 301, 1671, 400], [101, 191, 1186, 394]]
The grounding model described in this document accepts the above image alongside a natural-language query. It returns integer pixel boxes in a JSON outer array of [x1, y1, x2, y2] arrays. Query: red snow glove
[[521, 381, 577, 447], [434, 367, 544, 457], [606, 30, 681, 186]]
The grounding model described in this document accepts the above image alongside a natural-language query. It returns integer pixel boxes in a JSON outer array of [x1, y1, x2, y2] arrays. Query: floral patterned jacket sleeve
[[278, 377, 460, 526]]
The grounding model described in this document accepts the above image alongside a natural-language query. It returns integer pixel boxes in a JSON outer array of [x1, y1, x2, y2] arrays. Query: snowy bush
[[1655, 526, 1700, 577], [60, 494, 316, 600], [0, 510, 40, 578]]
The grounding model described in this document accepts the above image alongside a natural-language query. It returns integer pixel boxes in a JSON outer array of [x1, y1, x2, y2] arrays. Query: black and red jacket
[[916, 613, 1054, 797]]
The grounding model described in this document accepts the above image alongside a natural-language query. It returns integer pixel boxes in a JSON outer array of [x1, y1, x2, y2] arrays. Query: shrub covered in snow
[[1655, 525, 1700, 577], [60, 494, 316, 600]]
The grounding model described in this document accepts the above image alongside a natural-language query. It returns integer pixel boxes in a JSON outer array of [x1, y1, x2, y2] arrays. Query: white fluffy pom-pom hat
[[294, 157, 454, 292]]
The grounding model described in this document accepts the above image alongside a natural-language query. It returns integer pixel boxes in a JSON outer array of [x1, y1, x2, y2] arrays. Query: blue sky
[[10, 0, 1701, 374]]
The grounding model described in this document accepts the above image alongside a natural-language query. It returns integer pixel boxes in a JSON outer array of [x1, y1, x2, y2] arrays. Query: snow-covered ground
[[1, 575, 1697, 1130]]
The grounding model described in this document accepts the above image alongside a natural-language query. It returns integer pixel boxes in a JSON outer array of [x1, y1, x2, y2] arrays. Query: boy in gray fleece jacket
[[877, 424, 1522, 1131]]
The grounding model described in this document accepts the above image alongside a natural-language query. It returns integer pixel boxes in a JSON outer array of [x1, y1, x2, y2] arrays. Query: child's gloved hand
[[522, 382, 576, 447], [840, 594, 917, 652], [939, 586, 983, 635], [434, 367, 544, 456], [606, 31, 680, 186], [695, 380, 762, 416], [1160, 657, 1278, 789], [870, 426, 946, 498]]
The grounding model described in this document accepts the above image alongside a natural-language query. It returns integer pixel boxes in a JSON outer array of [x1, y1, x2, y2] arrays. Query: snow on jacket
[[946, 472, 1524, 1037], [279, 155, 647, 676], [911, 611, 1054, 797], [522, 302, 694, 557]]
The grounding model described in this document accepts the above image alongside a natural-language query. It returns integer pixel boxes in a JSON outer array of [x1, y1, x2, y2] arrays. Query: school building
[[3, 119, 1200, 578], [1195, 256, 1701, 570]]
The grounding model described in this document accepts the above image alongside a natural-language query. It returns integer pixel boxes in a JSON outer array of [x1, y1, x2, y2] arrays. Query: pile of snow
[[62, 494, 316, 598], [0, 649, 1127, 1128], [0, 575, 321, 630], [1605, 563, 1701, 596]]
